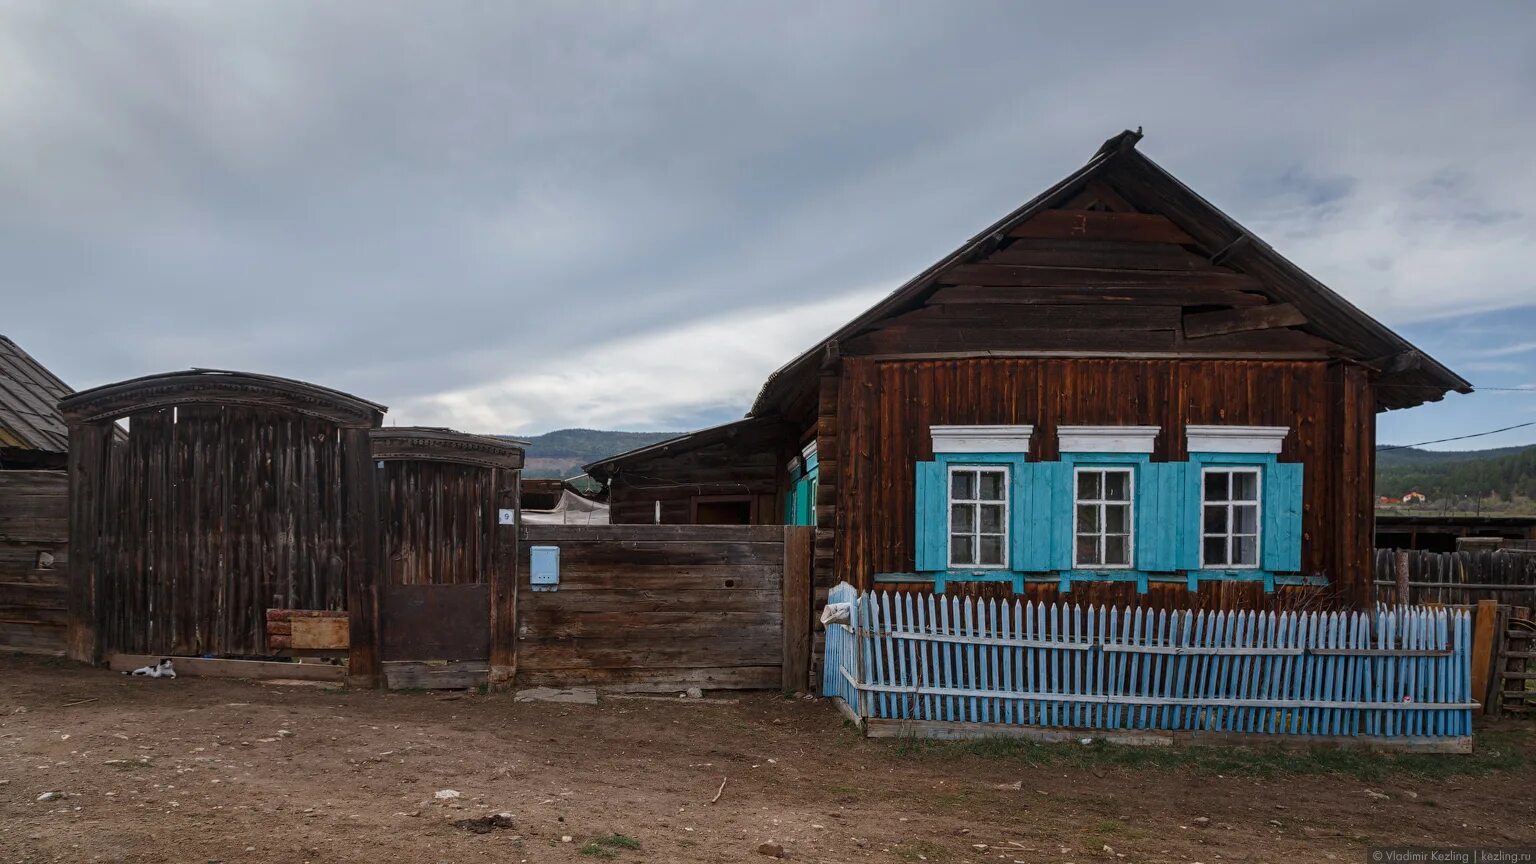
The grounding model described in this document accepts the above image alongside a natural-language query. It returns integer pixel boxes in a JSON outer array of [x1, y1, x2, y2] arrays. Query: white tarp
[[521, 489, 610, 525]]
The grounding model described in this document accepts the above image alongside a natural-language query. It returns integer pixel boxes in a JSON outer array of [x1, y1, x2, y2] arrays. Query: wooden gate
[[366, 427, 524, 690]]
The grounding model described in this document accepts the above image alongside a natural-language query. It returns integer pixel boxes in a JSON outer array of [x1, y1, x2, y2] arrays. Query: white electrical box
[[530, 545, 560, 591]]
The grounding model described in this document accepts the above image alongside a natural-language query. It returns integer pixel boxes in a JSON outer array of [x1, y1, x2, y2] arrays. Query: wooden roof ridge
[[748, 129, 1470, 416], [60, 367, 387, 427], [0, 334, 78, 454], [370, 425, 526, 470], [583, 415, 792, 481]]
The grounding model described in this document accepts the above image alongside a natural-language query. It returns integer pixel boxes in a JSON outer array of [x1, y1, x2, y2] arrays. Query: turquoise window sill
[[874, 570, 1328, 594]]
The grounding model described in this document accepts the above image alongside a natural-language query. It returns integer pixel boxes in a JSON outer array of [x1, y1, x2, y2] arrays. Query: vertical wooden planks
[[843, 590, 1472, 743], [781, 525, 814, 692], [489, 469, 519, 687]]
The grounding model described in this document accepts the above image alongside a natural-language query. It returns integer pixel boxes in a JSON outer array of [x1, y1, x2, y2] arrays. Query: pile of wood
[[266, 609, 349, 652]]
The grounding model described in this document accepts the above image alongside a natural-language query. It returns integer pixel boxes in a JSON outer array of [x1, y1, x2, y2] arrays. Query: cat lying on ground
[[123, 659, 176, 678]]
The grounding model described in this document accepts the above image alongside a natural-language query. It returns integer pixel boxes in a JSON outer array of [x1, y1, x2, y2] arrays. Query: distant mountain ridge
[[513, 428, 683, 479], [1376, 444, 1536, 507]]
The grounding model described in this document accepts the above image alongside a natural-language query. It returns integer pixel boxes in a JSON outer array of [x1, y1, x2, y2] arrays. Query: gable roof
[[0, 335, 75, 454], [583, 415, 791, 481], [751, 129, 1470, 416]]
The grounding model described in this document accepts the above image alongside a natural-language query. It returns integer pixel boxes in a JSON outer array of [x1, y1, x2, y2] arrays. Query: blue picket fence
[[821, 583, 1475, 741]]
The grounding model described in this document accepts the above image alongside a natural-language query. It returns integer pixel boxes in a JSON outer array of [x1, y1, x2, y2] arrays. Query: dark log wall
[[606, 439, 781, 525], [378, 461, 500, 586], [92, 406, 356, 657], [834, 356, 1376, 610], [0, 471, 68, 654]]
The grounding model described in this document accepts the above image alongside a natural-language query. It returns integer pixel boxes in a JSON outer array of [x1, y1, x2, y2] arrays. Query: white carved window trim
[[930, 425, 1033, 454], [1186, 425, 1288, 454], [1058, 425, 1159, 454]]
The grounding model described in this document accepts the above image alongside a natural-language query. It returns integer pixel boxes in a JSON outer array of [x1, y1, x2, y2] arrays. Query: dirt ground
[[1, 655, 1532, 864]]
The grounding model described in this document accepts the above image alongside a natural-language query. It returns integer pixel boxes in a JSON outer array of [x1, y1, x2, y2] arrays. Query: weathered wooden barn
[[589, 130, 1470, 610], [0, 336, 93, 654]]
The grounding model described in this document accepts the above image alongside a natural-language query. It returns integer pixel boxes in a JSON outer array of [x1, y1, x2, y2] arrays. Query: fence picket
[[835, 589, 1458, 746]]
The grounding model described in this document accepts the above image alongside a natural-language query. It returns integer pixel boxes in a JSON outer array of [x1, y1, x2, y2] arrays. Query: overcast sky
[[3, 2, 1534, 448]]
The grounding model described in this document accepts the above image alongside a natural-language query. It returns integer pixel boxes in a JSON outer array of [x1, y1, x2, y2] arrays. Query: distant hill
[[513, 428, 682, 479], [1376, 444, 1536, 509]]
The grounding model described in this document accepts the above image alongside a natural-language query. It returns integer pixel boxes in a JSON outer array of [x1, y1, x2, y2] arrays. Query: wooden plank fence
[[822, 583, 1474, 750], [516, 525, 814, 692], [1373, 548, 1536, 606]]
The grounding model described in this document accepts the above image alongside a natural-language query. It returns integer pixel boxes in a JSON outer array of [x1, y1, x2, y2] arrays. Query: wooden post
[[65, 422, 112, 664], [488, 471, 520, 688], [1470, 597, 1500, 715], [1394, 549, 1411, 607], [781, 525, 813, 692], [342, 427, 380, 688]]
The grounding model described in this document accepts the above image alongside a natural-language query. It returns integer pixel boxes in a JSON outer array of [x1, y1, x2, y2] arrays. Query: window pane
[[1203, 505, 1227, 534], [1234, 536, 1258, 566], [978, 472, 1006, 501], [950, 535, 974, 565], [1204, 471, 1229, 502], [1104, 504, 1129, 534], [951, 471, 975, 500], [1103, 471, 1130, 502], [1233, 504, 1259, 534], [1077, 471, 1101, 500], [979, 536, 1004, 566], [979, 504, 1004, 533], [1232, 471, 1259, 502], [1075, 535, 1100, 566], [1105, 535, 1129, 566], [1076, 504, 1100, 533], [951, 504, 975, 533], [1203, 536, 1228, 566]]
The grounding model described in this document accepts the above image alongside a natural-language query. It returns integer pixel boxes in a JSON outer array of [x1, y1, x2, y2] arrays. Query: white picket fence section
[[822, 583, 1475, 740]]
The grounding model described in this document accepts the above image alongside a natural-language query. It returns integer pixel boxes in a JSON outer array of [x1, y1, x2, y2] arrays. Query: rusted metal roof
[[0, 335, 74, 454]]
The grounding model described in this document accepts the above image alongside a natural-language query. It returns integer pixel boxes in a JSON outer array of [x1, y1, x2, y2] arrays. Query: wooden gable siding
[[832, 356, 1375, 610], [841, 200, 1341, 361], [607, 438, 782, 525]]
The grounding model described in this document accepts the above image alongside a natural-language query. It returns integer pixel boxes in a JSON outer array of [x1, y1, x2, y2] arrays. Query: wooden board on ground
[[382, 660, 487, 690], [862, 719, 1474, 754], [108, 653, 344, 682]]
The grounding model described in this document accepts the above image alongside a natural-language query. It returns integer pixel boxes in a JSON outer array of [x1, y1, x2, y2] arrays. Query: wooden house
[[588, 131, 1470, 610], [0, 336, 93, 653]]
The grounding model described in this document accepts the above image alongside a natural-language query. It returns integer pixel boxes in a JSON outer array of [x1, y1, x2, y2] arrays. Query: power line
[[1376, 421, 1536, 452]]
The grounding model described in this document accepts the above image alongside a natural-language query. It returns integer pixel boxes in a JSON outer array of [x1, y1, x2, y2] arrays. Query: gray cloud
[[2, 1, 1533, 433]]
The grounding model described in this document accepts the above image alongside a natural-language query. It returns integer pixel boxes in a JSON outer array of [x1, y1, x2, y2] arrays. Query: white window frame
[[1072, 466, 1135, 569], [946, 464, 1010, 570], [1199, 466, 1263, 570]]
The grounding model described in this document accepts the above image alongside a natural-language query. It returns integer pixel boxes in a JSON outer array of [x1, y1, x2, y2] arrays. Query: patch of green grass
[[888, 729, 1528, 781], [580, 835, 641, 857]]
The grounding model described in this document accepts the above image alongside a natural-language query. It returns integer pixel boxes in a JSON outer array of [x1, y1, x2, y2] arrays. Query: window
[[1201, 468, 1261, 568], [1074, 467, 1133, 568], [948, 466, 1008, 568], [692, 496, 755, 525]]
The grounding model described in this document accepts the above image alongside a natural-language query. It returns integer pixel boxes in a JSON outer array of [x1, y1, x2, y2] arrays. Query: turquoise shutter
[[914, 461, 947, 571], [1015, 461, 1067, 571], [1136, 462, 1187, 572], [1263, 462, 1303, 572], [1179, 462, 1204, 571]]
